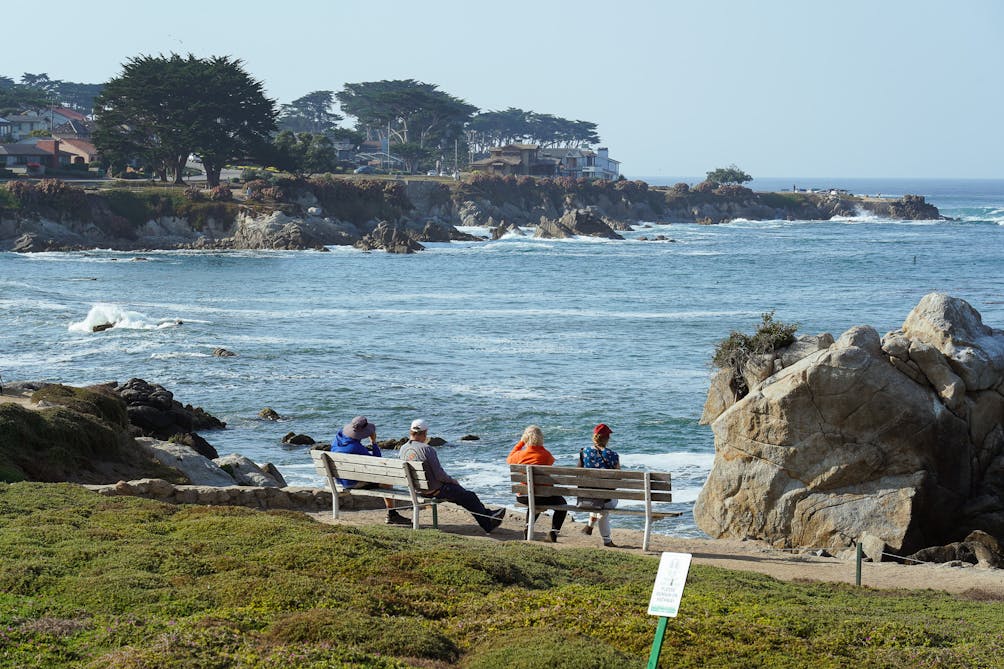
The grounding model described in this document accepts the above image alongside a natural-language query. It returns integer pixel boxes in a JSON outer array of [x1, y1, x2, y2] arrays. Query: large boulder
[[114, 378, 225, 458], [695, 294, 1004, 557]]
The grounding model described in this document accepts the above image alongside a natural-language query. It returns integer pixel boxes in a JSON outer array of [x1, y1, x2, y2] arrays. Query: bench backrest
[[509, 464, 672, 503], [311, 450, 437, 493]]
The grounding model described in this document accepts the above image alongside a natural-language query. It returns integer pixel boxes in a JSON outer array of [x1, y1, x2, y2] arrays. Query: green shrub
[[712, 311, 799, 397], [30, 383, 128, 429]]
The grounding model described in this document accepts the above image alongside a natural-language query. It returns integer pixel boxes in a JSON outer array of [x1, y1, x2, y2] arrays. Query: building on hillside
[[0, 138, 80, 174], [54, 138, 98, 164], [0, 142, 55, 174], [471, 144, 621, 180], [50, 107, 88, 126], [469, 144, 559, 177], [0, 117, 11, 141], [5, 114, 50, 141], [538, 146, 620, 181], [53, 119, 94, 140]]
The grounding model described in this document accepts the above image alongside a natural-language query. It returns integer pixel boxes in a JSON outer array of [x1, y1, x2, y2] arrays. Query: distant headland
[[0, 174, 944, 253]]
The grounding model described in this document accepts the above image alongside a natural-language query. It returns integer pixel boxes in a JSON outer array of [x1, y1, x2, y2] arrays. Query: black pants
[[516, 495, 567, 531], [427, 483, 495, 531]]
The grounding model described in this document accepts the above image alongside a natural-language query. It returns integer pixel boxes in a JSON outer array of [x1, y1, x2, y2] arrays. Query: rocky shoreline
[[0, 176, 945, 253]]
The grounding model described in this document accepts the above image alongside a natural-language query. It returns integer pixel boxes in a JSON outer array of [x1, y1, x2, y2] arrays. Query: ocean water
[[2, 177, 1002, 538]]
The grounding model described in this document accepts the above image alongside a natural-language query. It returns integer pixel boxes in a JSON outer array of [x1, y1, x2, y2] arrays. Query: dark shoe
[[485, 508, 506, 533], [386, 510, 411, 526], [603, 540, 616, 548], [548, 530, 558, 543], [581, 525, 594, 536]]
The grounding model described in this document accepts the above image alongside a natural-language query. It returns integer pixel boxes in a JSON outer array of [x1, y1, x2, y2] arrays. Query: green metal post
[[646, 616, 668, 668], [432, 503, 438, 529], [855, 542, 862, 587]]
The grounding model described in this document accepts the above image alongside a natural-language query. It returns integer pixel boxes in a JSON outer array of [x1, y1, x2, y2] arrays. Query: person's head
[[344, 415, 376, 441], [593, 423, 612, 448], [521, 424, 544, 447], [410, 418, 429, 442]]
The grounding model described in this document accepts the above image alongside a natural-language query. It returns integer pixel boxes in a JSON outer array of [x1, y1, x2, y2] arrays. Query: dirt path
[[309, 505, 1004, 596]]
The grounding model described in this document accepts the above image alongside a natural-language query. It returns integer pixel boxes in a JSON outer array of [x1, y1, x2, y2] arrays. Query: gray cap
[[343, 415, 375, 440]]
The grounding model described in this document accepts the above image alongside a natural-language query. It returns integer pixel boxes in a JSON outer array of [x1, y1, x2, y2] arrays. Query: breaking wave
[[68, 303, 184, 333]]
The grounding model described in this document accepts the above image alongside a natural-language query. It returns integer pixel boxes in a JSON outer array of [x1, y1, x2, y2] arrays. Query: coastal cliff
[[0, 176, 944, 252]]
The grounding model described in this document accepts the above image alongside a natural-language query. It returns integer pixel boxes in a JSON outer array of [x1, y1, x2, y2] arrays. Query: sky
[[5, 0, 1002, 179]]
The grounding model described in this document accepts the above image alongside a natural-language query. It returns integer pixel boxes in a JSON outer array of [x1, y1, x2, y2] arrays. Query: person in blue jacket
[[331, 415, 410, 525]]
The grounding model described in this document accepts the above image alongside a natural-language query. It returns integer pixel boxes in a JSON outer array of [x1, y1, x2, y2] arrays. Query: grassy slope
[[0, 386, 185, 485], [0, 483, 1001, 668]]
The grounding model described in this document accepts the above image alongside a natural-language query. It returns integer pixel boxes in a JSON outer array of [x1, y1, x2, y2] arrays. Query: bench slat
[[511, 484, 673, 503], [509, 466, 670, 482], [515, 502, 683, 518], [510, 473, 671, 493]]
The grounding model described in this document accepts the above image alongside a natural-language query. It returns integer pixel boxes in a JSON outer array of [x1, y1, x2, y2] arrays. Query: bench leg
[[432, 503, 438, 529]]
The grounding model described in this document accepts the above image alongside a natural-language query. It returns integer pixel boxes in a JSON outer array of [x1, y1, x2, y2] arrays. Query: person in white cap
[[399, 418, 506, 533]]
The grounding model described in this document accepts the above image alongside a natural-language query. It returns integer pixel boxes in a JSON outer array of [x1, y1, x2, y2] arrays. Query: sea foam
[[68, 303, 183, 333]]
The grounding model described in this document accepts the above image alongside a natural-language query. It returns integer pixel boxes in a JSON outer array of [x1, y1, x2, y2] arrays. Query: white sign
[[647, 552, 692, 617]]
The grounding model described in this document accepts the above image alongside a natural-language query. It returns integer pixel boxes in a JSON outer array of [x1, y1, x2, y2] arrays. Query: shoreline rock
[[695, 293, 1004, 563]]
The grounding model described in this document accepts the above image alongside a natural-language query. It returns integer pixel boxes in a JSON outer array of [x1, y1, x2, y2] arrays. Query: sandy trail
[[310, 505, 1004, 596]]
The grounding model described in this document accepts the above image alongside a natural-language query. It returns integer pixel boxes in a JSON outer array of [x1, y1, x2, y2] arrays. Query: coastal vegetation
[[0, 384, 184, 485], [705, 165, 753, 186], [0, 482, 1001, 668], [712, 311, 800, 397]]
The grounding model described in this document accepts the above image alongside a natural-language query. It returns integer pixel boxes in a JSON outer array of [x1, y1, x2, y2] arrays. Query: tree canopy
[[706, 165, 753, 185], [466, 108, 601, 155], [278, 90, 342, 135], [0, 73, 103, 115], [336, 79, 476, 150], [93, 54, 276, 186], [266, 131, 339, 176]]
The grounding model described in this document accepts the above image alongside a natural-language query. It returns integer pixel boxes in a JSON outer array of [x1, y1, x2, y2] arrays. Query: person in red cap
[[578, 423, 620, 546]]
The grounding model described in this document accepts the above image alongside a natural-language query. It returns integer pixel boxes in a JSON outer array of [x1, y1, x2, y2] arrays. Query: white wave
[[448, 383, 549, 401], [0, 298, 73, 312], [68, 303, 184, 333], [621, 451, 715, 471], [149, 351, 212, 360]]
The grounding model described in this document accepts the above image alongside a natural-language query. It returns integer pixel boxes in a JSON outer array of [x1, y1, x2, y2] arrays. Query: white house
[[538, 146, 621, 181]]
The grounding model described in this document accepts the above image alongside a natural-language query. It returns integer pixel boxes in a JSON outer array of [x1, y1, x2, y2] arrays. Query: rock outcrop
[[695, 293, 1004, 559], [114, 378, 225, 458], [354, 221, 425, 253], [534, 208, 624, 240]]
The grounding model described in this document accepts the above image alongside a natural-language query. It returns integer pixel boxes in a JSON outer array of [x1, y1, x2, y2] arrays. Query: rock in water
[[258, 407, 281, 421], [534, 208, 624, 240], [695, 293, 1004, 557], [213, 347, 237, 357]]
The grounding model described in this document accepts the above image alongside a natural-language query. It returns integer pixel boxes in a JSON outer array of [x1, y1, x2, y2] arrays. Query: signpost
[[646, 552, 692, 668]]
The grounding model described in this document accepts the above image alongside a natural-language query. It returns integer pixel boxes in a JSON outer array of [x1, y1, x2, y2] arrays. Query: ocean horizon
[[2, 176, 1001, 538]]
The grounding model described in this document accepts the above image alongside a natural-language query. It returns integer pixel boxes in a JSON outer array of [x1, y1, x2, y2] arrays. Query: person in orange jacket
[[506, 424, 567, 542]]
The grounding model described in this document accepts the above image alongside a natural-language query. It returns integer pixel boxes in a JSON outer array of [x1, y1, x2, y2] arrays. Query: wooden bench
[[510, 464, 682, 551], [311, 450, 442, 530]]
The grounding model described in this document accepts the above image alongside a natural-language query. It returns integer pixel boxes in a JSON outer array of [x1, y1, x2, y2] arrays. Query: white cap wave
[[68, 303, 182, 332]]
